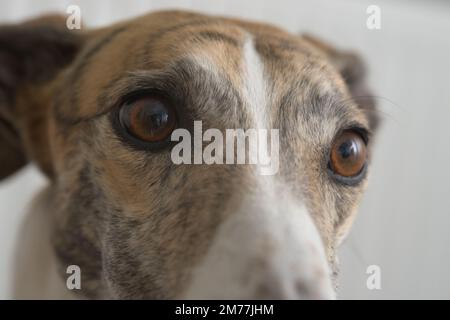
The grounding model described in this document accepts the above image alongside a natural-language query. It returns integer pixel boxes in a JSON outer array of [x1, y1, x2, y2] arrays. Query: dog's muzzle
[[181, 184, 335, 299]]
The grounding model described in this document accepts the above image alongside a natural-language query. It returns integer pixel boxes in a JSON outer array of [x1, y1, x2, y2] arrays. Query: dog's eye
[[118, 96, 176, 143], [329, 130, 367, 178]]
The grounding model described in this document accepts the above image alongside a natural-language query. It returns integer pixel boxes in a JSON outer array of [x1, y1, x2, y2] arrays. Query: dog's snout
[[251, 262, 332, 300], [182, 189, 335, 300], [254, 277, 328, 300]]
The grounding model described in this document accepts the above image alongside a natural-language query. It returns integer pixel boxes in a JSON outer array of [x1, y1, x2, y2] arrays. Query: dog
[[0, 10, 378, 299]]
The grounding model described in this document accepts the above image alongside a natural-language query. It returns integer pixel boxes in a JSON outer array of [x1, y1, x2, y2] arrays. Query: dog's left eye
[[118, 95, 177, 144], [328, 129, 367, 182]]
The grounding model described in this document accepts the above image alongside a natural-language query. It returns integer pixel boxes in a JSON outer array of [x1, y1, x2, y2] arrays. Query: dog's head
[[0, 10, 378, 299]]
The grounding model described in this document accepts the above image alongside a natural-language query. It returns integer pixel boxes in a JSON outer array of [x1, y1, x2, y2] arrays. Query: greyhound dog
[[0, 10, 378, 299]]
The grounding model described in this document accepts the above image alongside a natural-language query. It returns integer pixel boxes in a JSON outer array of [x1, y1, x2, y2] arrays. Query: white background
[[1, 0, 450, 299]]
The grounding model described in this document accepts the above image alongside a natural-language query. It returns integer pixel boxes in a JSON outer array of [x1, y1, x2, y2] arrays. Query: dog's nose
[[248, 257, 334, 300], [252, 250, 334, 300], [181, 190, 335, 300]]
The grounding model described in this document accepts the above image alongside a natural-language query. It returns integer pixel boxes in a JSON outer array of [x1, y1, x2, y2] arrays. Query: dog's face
[[0, 10, 378, 299]]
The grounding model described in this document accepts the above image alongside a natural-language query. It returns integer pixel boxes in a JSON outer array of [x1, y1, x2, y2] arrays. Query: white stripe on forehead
[[185, 36, 269, 129], [241, 36, 270, 129], [241, 37, 279, 179], [186, 36, 279, 177]]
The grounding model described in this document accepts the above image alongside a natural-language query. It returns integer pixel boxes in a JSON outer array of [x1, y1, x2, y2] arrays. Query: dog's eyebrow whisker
[[339, 94, 405, 128], [357, 95, 404, 111], [339, 94, 405, 111]]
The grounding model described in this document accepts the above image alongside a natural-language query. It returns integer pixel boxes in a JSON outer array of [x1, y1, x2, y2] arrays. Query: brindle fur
[[0, 10, 377, 299]]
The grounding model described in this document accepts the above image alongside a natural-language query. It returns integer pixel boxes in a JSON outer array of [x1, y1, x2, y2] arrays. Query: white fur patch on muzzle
[[181, 187, 335, 300]]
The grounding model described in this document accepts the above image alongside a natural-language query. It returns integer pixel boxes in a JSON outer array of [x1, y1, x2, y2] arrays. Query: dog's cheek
[[97, 163, 239, 298], [334, 192, 365, 246]]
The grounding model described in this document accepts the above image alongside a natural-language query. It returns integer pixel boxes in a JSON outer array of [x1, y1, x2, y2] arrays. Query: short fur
[[0, 10, 378, 299]]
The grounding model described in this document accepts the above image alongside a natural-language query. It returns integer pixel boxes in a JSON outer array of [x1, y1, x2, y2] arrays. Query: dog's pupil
[[339, 140, 356, 159], [137, 102, 169, 133]]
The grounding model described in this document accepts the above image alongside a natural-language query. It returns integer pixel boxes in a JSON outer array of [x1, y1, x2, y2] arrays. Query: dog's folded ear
[[302, 34, 379, 131], [0, 15, 83, 180]]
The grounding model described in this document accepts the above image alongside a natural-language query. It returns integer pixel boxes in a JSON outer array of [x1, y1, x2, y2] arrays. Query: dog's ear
[[0, 15, 83, 180], [302, 34, 379, 131]]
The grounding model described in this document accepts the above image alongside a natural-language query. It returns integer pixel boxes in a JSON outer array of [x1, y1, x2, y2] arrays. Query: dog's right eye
[[328, 129, 368, 185], [117, 94, 177, 146]]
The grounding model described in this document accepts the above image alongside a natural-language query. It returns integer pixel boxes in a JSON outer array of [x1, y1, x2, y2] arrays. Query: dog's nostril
[[255, 280, 321, 300], [295, 279, 334, 300], [255, 282, 286, 300], [295, 281, 314, 298]]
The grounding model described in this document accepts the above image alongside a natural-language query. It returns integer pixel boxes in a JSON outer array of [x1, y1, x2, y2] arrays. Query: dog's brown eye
[[119, 96, 176, 143], [329, 130, 367, 178]]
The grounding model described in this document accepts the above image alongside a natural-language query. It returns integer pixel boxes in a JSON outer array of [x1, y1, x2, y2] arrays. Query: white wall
[[1, 0, 450, 299]]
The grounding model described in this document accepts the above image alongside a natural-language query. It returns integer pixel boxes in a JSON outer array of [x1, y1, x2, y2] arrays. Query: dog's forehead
[[56, 10, 364, 133], [125, 11, 347, 94]]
